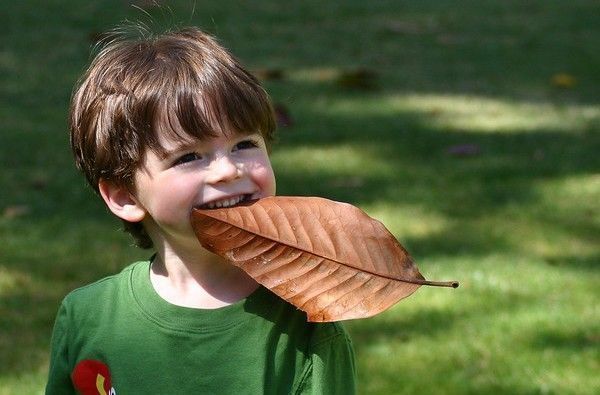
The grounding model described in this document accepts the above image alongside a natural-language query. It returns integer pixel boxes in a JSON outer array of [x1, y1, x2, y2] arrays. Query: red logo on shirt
[[71, 359, 116, 395]]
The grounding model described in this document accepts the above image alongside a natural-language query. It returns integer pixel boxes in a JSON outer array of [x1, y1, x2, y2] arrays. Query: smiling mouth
[[198, 194, 254, 209]]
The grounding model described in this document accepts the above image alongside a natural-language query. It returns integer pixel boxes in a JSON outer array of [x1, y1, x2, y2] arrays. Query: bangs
[[145, 42, 276, 156], [156, 80, 275, 153]]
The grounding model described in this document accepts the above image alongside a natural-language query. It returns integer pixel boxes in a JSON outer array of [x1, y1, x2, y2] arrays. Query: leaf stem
[[414, 279, 459, 288]]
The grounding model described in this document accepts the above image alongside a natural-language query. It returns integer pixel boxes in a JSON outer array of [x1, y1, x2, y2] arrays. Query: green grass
[[1, 1, 599, 394]]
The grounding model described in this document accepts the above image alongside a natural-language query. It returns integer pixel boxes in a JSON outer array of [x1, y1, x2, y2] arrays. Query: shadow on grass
[[0, 290, 57, 376], [346, 282, 536, 343], [531, 328, 599, 351], [542, 254, 600, 271], [346, 307, 463, 345]]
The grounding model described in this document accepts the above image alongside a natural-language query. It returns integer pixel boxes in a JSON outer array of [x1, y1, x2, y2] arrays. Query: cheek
[[261, 168, 277, 196], [250, 159, 276, 196], [162, 178, 199, 203], [144, 178, 198, 217]]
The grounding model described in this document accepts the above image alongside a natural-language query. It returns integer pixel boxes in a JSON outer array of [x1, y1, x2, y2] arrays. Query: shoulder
[[60, 261, 147, 313], [248, 289, 353, 351], [294, 322, 357, 394], [309, 321, 353, 350]]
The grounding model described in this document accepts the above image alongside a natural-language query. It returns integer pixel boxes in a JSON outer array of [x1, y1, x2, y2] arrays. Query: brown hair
[[70, 26, 276, 248]]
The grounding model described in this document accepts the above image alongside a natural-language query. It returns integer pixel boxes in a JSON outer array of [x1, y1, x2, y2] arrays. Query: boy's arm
[[45, 302, 76, 394], [298, 322, 357, 395]]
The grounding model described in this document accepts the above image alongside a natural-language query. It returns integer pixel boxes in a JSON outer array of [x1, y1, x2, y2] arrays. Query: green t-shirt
[[46, 261, 356, 394]]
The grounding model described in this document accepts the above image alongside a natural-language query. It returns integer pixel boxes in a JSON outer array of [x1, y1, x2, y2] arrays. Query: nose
[[204, 154, 241, 184]]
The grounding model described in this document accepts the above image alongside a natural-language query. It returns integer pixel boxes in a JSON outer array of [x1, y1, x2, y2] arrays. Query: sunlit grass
[[0, 267, 36, 296], [347, 253, 599, 394], [0, 372, 47, 395], [273, 145, 394, 173], [366, 203, 450, 240], [315, 93, 599, 133]]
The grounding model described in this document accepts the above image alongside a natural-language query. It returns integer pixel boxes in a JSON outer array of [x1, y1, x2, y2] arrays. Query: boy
[[46, 26, 356, 394]]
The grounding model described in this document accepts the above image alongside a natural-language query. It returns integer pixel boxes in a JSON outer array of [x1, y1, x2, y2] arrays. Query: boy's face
[[131, 128, 276, 248]]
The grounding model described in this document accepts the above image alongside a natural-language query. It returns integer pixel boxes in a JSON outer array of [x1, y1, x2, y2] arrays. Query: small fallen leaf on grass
[[386, 20, 426, 35], [551, 73, 577, 89], [253, 68, 285, 81], [30, 176, 48, 190], [274, 103, 293, 128], [191, 196, 458, 322], [3, 205, 30, 219], [336, 68, 379, 90], [445, 143, 481, 157]]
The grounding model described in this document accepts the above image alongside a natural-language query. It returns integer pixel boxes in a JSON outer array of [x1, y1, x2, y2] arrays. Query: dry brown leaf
[[191, 196, 458, 322]]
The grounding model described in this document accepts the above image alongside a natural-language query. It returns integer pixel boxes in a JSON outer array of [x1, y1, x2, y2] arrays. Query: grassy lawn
[[1, 1, 598, 394]]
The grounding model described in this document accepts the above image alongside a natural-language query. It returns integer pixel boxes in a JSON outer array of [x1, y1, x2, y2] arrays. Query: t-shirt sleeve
[[296, 322, 357, 394], [45, 301, 76, 394]]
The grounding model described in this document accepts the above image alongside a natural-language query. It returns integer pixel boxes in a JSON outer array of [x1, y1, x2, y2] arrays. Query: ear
[[98, 179, 146, 223]]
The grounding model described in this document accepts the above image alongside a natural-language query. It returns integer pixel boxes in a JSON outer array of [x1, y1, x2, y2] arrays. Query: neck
[[149, 240, 259, 309]]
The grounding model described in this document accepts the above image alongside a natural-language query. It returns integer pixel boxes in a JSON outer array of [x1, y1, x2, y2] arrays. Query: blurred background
[[1, 1, 598, 394]]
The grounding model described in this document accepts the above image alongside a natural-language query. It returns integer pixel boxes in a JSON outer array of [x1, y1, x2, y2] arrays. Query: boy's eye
[[173, 152, 202, 166], [233, 139, 259, 151]]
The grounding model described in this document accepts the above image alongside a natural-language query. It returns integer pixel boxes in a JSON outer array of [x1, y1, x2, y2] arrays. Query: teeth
[[203, 194, 248, 209]]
